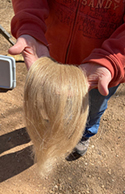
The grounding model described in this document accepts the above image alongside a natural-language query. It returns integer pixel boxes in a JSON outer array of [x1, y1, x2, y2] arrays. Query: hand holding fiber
[[80, 62, 112, 96], [9, 35, 50, 69]]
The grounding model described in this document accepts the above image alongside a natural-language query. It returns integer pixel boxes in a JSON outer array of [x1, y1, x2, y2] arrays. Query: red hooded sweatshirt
[[11, 0, 125, 87]]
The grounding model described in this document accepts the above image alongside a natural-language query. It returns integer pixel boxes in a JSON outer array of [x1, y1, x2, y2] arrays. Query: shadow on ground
[[0, 127, 34, 182]]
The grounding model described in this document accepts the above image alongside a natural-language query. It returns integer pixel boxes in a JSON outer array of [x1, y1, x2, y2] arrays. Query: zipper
[[65, 0, 81, 63]]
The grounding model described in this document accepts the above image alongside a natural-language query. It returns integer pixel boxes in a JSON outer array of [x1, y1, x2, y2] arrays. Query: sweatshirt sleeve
[[11, 0, 49, 46], [82, 20, 125, 88]]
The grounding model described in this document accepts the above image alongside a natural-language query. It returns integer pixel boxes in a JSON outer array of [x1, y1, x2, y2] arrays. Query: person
[[9, 0, 125, 161]]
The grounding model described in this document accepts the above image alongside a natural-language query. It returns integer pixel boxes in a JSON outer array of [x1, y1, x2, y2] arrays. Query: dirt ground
[[0, 1, 125, 194]]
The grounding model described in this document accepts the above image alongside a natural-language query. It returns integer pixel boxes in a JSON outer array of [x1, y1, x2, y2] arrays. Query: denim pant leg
[[83, 85, 120, 139]]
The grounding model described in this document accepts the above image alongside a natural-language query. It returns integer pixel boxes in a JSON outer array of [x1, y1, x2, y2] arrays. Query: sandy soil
[[0, 1, 125, 193]]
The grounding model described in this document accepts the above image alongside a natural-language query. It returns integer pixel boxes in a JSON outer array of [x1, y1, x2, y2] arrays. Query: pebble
[[49, 191, 54, 194], [103, 118, 107, 121], [54, 185, 58, 189], [1, 113, 5, 118], [108, 169, 111, 175], [85, 184, 89, 188]]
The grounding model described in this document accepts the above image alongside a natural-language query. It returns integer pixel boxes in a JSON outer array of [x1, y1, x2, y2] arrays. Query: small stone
[[49, 191, 54, 194], [54, 185, 58, 189], [103, 118, 107, 121], [85, 184, 89, 188], [108, 169, 111, 175]]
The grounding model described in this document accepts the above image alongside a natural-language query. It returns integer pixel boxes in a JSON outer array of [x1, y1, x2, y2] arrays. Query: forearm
[[11, 0, 49, 46], [82, 23, 125, 88]]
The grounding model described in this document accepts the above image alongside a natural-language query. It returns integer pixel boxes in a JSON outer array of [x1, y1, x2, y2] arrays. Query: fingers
[[81, 63, 112, 96], [8, 37, 26, 55], [88, 76, 111, 96], [98, 79, 109, 96], [22, 53, 38, 70], [98, 73, 112, 96]]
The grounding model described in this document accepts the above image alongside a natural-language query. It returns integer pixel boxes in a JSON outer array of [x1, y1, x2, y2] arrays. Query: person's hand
[[80, 63, 112, 96], [8, 35, 50, 69]]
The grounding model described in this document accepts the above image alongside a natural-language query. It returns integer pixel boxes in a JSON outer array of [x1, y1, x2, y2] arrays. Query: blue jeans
[[83, 85, 120, 138]]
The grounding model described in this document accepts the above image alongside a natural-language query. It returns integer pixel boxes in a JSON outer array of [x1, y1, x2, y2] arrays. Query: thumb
[[98, 75, 111, 96], [8, 37, 25, 55]]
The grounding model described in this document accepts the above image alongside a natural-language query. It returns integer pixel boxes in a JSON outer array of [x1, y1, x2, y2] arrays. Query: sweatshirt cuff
[[11, 13, 49, 47]]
